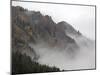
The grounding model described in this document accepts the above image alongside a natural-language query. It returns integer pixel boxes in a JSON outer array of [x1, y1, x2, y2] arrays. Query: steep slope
[[57, 21, 94, 48], [57, 21, 81, 37], [12, 6, 79, 56], [12, 6, 95, 71]]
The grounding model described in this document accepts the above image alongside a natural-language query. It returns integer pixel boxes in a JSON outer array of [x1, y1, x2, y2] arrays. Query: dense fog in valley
[[29, 36, 95, 70]]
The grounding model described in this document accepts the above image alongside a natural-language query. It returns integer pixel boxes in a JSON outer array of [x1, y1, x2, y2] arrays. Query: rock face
[[57, 21, 81, 35], [12, 6, 80, 61], [12, 6, 95, 72]]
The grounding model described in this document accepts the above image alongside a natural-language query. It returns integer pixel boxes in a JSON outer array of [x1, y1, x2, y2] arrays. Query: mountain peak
[[58, 21, 81, 37], [12, 6, 80, 60]]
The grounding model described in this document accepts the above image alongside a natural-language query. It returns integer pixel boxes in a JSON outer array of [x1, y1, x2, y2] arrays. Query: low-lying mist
[[29, 36, 95, 70]]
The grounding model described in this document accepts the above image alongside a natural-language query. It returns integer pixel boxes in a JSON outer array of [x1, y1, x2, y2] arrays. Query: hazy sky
[[12, 1, 95, 40]]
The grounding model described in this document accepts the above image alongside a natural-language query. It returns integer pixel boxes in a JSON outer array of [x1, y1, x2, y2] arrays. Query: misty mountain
[[12, 6, 95, 71], [57, 21, 81, 36], [12, 6, 79, 57]]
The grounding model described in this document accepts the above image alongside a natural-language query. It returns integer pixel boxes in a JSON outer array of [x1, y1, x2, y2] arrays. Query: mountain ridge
[[12, 5, 95, 73]]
